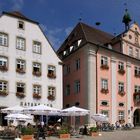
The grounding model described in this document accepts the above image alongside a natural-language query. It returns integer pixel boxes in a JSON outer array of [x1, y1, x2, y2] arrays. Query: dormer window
[[18, 21, 24, 30]]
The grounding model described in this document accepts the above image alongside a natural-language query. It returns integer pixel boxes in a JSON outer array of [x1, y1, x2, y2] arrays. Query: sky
[[0, 0, 140, 50]]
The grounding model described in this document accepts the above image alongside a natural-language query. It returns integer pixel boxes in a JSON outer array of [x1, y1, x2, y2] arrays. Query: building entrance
[[133, 109, 140, 126]]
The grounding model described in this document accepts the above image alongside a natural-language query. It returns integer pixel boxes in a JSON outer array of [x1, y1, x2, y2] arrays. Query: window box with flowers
[[16, 68, 25, 74], [118, 91, 125, 96], [101, 88, 109, 94], [32, 71, 41, 77], [47, 73, 56, 79], [47, 94, 55, 101], [16, 92, 25, 98], [118, 69, 125, 75], [135, 73, 140, 78], [100, 64, 109, 70], [0, 65, 8, 72], [0, 90, 8, 96], [33, 93, 41, 99]]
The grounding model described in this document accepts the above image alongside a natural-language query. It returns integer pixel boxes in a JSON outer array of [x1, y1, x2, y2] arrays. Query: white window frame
[[0, 33, 8, 46], [0, 81, 7, 92], [118, 111, 125, 120], [118, 82, 124, 92], [16, 37, 25, 50], [33, 41, 41, 54], [134, 85, 140, 93], [48, 65, 56, 74], [101, 56, 108, 66], [101, 110, 109, 117], [118, 62, 124, 70], [135, 66, 140, 75], [33, 85, 41, 94], [18, 21, 24, 30], [48, 86, 56, 96], [33, 62, 41, 72], [16, 83, 25, 93], [0, 57, 8, 67], [16, 59, 25, 70], [101, 79, 108, 90], [129, 47, 133, 56]]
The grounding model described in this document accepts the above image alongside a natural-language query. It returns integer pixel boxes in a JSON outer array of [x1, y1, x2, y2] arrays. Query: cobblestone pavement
[[46, 129, 140, 140]]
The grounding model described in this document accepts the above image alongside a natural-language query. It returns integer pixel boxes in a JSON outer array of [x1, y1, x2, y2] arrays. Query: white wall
[[0, 14, 62, 109]]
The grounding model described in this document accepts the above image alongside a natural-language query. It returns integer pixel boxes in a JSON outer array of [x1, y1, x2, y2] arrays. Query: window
[[0, 56, 8, 71], [101, 101, 108, 106], [74, 80, 80, 94], [33, 85, 41, 94], [64, 64, 70, 75], [16, 83, 25, 93], [118, 102, 124, 107], [118, 62, 124, 70], [101, 110, 109, 117], [16, 59, 25, 73], [47, 86, 56, 101], [101, 79, 108, 90], [136, 49, 139, 58], [18, 21, 24, 30], [129, 47, 133, 56], [135, 66, 140, 76], [0, 33, 8, 46], [65, 84, 70, 96], [66, 104, 70, 108], [33, 41, 41, 54], [118, 82, 124, 92], [118, 111, 125, 120], [47, 65, 56, 78], [16, 37, 25, 50], [32, 62, 41, 76], [75, 102, 80, 106], [134, 85, 140, 93], [0, 81, 8, 92], [75, 58, 80, 70], [101, 56, 108, 66]]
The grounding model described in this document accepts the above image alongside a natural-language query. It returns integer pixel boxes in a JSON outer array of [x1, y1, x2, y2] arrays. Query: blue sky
[[0, 0, 140, 50]]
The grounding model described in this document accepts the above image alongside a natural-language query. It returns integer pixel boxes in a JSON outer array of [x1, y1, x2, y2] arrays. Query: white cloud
[[11, 0, 24, 11]]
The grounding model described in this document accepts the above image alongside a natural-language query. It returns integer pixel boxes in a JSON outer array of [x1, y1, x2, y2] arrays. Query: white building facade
[[0, 11, 63, 125]]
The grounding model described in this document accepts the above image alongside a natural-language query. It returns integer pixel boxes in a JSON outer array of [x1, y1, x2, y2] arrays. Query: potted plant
[[21, 127, 35, 140], [89, 127, 98, 136], [58, 127, 70, 139]]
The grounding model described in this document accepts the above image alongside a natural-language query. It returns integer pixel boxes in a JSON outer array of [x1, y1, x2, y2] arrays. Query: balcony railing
[[100, 64, 109, 70]]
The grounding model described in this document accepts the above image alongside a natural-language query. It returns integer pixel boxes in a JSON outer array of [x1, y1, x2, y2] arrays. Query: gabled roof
[[57, 22, 114, 54], [2, 11, 39, 24]]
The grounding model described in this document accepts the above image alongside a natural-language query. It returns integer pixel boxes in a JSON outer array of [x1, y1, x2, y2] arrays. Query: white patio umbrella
[[91, 114, 108, 122], [61, 106, 90, 131], [5, 113, 32, 121], [1, 105, 25, 113], [24, 104, 60, 124]]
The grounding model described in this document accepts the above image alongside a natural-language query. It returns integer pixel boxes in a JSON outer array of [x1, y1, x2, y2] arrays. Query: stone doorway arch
[[133, 109, 140, 126]]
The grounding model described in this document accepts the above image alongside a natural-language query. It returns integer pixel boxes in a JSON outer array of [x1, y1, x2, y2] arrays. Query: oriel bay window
[[101, 56, 109, 69], [47, 86, 56, 101], [47, 65, 56, 78], [33, 85, 41, 99], [0, 80, 8, 96], [0, 33, 8, 46], [16, 59, 26, 74], [16, 82, 25, 98], [32, 62, 41, 77], [0, 56, 8, 71]]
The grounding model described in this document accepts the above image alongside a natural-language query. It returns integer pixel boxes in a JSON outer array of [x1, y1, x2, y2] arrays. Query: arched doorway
[[133, 109, 140, 126]]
